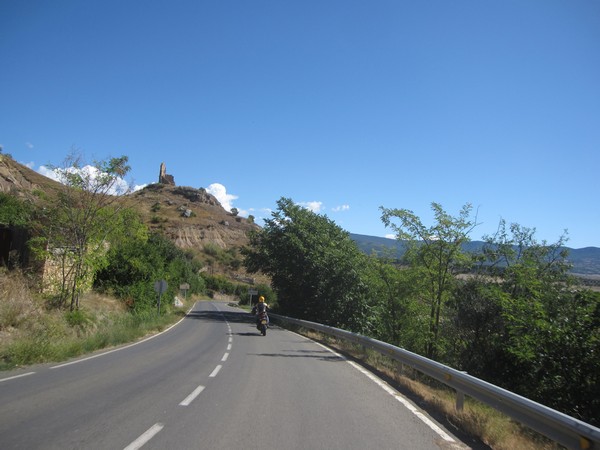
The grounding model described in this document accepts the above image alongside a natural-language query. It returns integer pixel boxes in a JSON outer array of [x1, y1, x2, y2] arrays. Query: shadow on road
[[249, 350, 345, 362], [186, 310, 252, 324]]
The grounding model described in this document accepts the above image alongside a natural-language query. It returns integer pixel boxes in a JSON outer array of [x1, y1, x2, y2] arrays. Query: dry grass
[[0, 269, 44, 341], [0, 269, 190, 370], [298, 328, 561, 450]]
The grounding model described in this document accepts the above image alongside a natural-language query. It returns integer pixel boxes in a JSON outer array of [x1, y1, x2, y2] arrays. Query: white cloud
[[298, 201, 323, 213], [206, 183, 238, 212], [38, 165, 60, 181], [385, 234, 396, 240], [25, 142, 34, 149], [24, 161, 35, 169], [332, 204, 350, 212], [36, 164, 130, 195]]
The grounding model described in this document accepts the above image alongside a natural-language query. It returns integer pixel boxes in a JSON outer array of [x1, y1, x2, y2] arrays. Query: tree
[[31, 153, 132, 310], [242, 197, 373, 331], [0, 193, 32, 227], [366, 255, 427, 350], [449, 222, 600, 425], [95, 230, 205, 313], [380, 202, 477, 358]]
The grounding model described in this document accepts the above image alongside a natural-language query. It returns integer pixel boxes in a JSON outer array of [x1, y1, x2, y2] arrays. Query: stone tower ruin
[[158, 162, 175, 185]]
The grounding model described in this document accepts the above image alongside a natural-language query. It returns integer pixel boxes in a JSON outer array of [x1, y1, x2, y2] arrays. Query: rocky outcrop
[[173, 186, 220, 207], [0, 155, 60, 200]]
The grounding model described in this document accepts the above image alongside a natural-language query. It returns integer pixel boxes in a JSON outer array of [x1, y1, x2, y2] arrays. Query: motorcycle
[[257, 311, 268, 336]]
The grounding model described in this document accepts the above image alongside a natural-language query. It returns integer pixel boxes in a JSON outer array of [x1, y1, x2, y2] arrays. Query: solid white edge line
[[209, 365, 222, 377], [310, 336, 456, 443], [221, 353, 229, 362], [180, 385, 205, 406], [123, 422, 164, 450], [347, 360, 456, 443], [51, 303, 197, 369], [0, 371, 35, 383]]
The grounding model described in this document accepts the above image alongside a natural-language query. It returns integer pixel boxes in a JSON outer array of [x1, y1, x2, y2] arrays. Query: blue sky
[[1, 1, 599, 248]]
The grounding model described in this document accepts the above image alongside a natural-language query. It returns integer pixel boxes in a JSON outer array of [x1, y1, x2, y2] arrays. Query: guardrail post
[[456, 390, 465, 411]]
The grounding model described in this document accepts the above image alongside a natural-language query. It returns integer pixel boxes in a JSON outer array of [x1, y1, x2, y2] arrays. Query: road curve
[[0, 301, 469, 449]]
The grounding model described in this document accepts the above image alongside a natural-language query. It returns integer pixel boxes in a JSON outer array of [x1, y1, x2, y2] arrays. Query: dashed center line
[[180, 385, 205, 406], [221, 353, 229, 362], [209, 365, 222, 377], [124, 423, 164, 450]]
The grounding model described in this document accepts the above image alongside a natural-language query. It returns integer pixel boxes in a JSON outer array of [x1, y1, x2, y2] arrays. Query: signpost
[[248, 289, 258, 306], [154, 279, 168, 314], [180, 283, 190, 301]]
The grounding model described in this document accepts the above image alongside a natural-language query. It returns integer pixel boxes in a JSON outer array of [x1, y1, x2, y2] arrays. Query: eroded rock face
[[171, 225, 250, 249]]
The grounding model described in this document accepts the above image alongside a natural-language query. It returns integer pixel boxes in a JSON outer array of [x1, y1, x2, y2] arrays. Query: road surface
[[0, 301, 469, 449]]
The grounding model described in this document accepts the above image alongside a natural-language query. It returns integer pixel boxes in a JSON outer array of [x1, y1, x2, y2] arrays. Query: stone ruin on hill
[[158, 162, 175, 185]]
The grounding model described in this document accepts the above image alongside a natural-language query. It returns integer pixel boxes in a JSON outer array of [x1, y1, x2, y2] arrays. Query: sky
[[1, 1, 599, 249]]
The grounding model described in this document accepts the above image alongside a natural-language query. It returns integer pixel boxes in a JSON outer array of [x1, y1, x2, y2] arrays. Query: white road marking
[[312, 341, 456, 443], [0, 372, 35, 383], [347, 360, 456, 443], [221, 353, 229, 362], [180, 385, 205, 406], [228, 337, 233, 343], [124, 423, 164, 450], [227, 343, 232, 350], [209, 365, 222, 377]]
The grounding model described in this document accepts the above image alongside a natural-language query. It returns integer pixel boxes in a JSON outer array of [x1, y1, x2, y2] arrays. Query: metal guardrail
[[270, 313, 600, 450]]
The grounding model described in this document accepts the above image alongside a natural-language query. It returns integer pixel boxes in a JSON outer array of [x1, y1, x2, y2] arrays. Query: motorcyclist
[[251, 295, 269, 329]]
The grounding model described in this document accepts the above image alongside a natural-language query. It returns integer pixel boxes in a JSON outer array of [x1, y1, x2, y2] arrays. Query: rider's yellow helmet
[[258, 296, 265, 303]]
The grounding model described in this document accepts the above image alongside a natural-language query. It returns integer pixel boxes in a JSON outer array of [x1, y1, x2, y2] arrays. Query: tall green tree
[[30, 153, 132, 310], [380, 202, 477, 358], [366, 256, 427, 350], [242, 197, 373, 331], [450, 222, 600, 424]]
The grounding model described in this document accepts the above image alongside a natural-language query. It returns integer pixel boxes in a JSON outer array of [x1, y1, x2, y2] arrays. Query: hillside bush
[[95, 231, 205, 313]]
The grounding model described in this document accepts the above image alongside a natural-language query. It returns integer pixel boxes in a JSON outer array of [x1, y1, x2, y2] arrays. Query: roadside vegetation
[[0, 269, 193, 370], [243, 197, 600, 430]]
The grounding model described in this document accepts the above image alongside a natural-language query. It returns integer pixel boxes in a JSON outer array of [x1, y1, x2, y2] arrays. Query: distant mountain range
[[350, 233, 600, 277]]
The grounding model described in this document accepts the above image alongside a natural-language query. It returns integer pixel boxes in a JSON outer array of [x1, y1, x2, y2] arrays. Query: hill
[[0, 154, 64, 201], [127, 182, 258, 252], [350, 233, 600, 276], [0, 155, 259, 277]]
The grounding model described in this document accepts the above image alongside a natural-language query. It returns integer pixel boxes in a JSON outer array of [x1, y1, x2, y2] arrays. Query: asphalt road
[[0, 301, 469, 449]]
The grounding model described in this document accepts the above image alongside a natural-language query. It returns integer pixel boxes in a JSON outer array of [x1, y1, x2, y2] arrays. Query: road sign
[[154, 280, 168, 294], [180, 283, 190, 290], [248, 289, 258, 295]]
